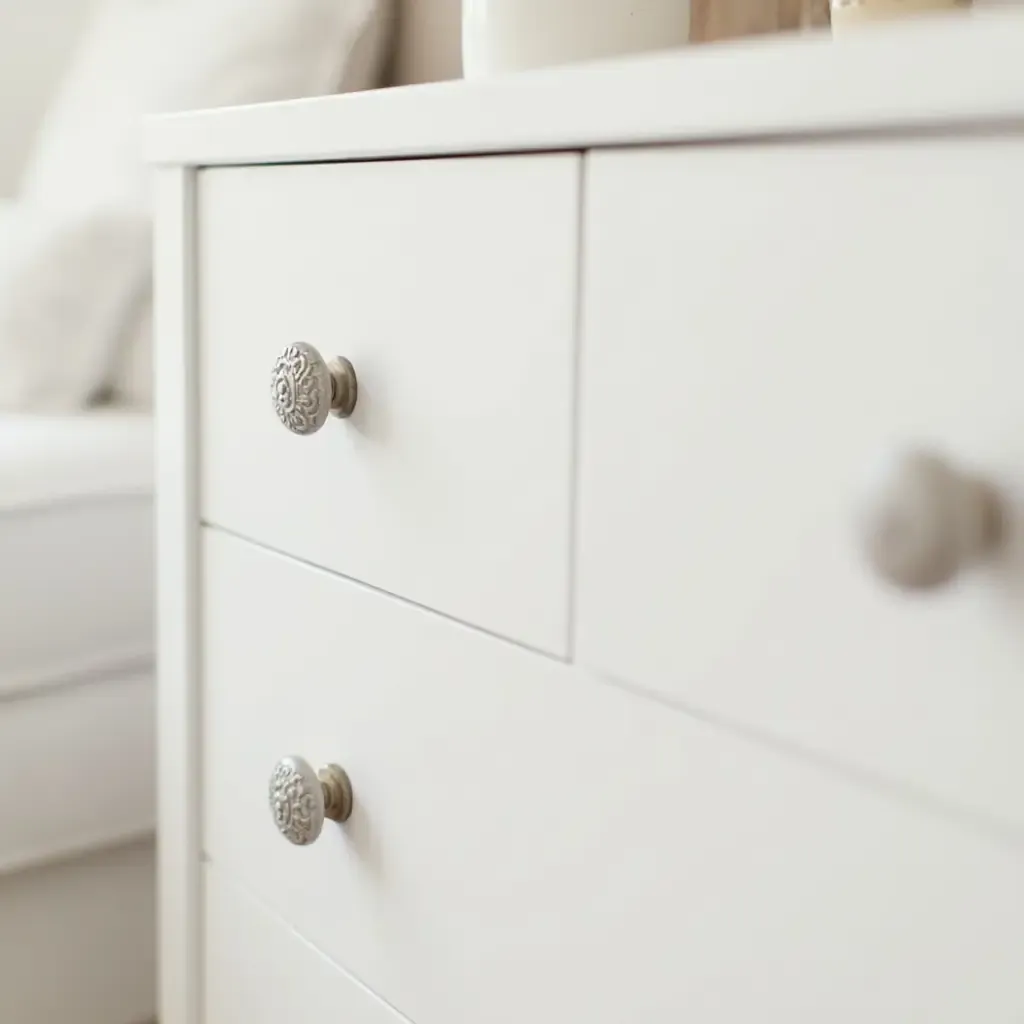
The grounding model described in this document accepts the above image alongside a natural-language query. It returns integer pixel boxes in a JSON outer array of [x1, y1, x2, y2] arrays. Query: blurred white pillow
[[1, 0, 392, 411], [22, 0, 391, 214], [0, 207, 151, 410]]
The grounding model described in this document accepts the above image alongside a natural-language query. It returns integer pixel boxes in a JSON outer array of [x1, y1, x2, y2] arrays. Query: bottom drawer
[[202, 528, 1024, 1023], [205, 864, 403, 1024]]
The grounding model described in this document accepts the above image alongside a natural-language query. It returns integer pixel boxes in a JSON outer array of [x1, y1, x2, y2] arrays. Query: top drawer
[[196, 156, 578, 655], [576, 139, 1024, 831]]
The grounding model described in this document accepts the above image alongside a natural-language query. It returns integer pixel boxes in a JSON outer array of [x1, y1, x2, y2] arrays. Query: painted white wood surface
[[577, 139, 1024, 838], [197, 156, 578, 656], [200, 527, 1024, 1024], [147, 10, 1024, 168], [154, 166, 202, 1024], [205, 865, 410, 1024]]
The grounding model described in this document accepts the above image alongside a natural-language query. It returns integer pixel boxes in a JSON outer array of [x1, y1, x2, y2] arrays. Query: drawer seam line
[[587, 665, 1024, 859], [201, 520, 572, 665], [204, 860, 418, 1024], [566, 153, 587, 664]]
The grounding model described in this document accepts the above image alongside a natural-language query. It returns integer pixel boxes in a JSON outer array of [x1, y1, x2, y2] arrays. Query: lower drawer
[[201, 528, 1024, 1024], [205, 864, 403, 1024]]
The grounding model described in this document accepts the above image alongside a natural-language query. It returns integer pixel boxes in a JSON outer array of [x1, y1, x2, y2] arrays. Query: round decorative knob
[[269, 756, 353, 846], [270, 342, 358, 435], [859, 449, 1005, 591]]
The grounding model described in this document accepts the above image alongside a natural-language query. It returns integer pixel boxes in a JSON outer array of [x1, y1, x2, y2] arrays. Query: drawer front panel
[[201, 528, 1024, 1024], [197, 155, 578, 655], [577, 139, 1024, 830], [205, 865, 406, 1024]]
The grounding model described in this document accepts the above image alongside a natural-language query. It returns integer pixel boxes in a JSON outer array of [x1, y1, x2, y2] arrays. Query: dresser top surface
[[147, 10, 1024, 168]]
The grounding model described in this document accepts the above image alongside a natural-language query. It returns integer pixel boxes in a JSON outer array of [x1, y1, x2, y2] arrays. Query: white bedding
[[0, 411, 152, 696], [0, 411, 154, 870], [0, 408, 151, 511]]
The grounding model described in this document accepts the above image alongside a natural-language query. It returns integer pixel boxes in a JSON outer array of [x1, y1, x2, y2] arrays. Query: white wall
[[0, 0, 97, 196]]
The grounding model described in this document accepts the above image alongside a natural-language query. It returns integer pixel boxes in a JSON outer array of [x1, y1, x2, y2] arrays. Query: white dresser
[[152, 15, 1024, 1023]]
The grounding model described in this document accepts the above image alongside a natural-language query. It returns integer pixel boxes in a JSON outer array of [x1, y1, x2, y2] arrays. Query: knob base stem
[[319, 764, 354, 823], [972, 478, 1006, 556], [328, 357, 358, 419]]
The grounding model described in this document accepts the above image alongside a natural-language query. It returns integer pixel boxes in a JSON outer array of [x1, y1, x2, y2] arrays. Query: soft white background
[[0, 0, 464, 198]]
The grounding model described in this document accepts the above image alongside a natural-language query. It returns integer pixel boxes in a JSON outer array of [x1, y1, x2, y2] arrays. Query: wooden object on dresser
[[151, 13, 1024, 1024], [692, 0, 831, 40]]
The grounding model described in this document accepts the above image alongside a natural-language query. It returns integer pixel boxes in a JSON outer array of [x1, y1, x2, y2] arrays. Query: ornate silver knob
[[270, 342, 358, 435], [859, 449, 1005, 591], [269, 756, 353, 846]]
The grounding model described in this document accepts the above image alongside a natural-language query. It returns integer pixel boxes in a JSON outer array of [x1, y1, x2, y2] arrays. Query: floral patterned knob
[[859, 449, 1005, 591], [269, 756, 353, 846], [270, 342, 358, 435]]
